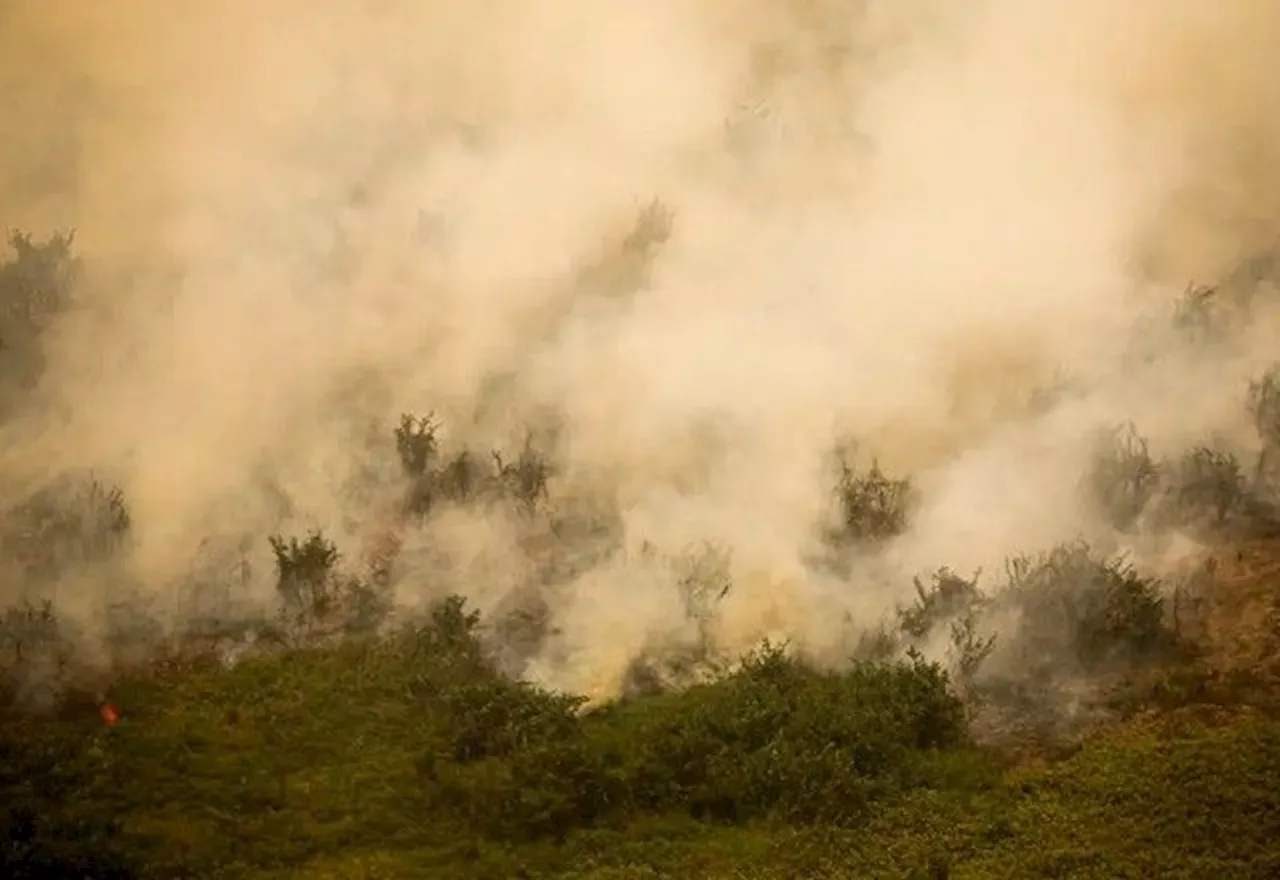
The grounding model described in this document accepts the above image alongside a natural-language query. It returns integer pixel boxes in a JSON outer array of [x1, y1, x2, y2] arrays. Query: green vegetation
[[3, 596, 1279, 879], [3, 233, 1280, 879]]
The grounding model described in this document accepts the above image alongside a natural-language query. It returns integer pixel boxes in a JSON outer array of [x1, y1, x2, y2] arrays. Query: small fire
[[100, 702, 121, 727]]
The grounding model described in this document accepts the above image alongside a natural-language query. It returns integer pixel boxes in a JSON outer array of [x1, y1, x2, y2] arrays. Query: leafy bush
[[266, 528, 395, 641], [269, 529, 341, 622], [413, 603, 972, 842], [905, 543, 1181, 746], [412, 599, 585, 769], [832, 457, 913, 545], [409, 595, 493, 687], [612, 645, 968, 825], [875, 543, 1193, 743], [997, 542, 1176, 675]]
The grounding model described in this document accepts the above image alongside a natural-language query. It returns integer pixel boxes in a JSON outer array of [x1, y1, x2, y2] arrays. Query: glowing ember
[[100, 702, 120, 726]]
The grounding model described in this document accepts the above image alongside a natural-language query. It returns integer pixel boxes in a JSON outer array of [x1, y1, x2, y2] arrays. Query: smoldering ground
[[0, 0, 1279, 703]]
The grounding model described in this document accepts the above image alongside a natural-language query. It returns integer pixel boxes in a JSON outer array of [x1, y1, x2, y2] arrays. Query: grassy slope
[[5, 613, 1280, 880]]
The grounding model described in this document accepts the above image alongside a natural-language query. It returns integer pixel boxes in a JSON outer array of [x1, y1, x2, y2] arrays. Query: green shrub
[[269, 529, 341, 623], [410, 599, 585, 764], [408, 595, 494, 689], [618, 645, 968, 825], [418, 613, 971, 842], [427, 676, 587, 764]]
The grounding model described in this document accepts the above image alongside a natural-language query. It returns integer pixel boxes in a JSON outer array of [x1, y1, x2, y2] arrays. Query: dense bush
[[268, 528, 393, 640], [405, 598, 971, 841], [877, 540, 1190, 744], [996, 542, 1177, 675], [831, 456, 914, 546]]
